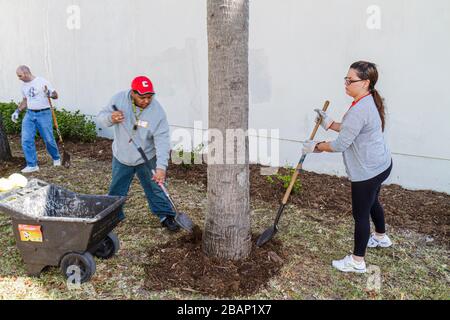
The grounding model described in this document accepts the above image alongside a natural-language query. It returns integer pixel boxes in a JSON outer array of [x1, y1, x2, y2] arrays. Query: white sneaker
[[21, 166, 40, 173], [53, 159, 61, 167], [367, 233, 393, 248], [332, 255, 367, 273]]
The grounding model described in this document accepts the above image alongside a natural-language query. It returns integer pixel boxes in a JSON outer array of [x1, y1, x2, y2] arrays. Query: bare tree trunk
[[0, 115, 13, 162], [203, 0, 251, 260]]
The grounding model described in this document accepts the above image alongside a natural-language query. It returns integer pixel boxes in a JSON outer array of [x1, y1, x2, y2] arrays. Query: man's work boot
[[161, 216, 180, 232]]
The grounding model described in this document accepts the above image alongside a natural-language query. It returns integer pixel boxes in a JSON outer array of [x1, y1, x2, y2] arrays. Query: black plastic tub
[[0, 179, 127, 283]]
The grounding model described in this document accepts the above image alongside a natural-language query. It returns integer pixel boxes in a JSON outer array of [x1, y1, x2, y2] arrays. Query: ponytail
[[371, 88, 386, 132], [351, 61, 386, 132]]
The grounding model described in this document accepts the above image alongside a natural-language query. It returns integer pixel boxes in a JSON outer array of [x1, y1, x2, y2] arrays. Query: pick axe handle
[[281, 100, 330, 205]]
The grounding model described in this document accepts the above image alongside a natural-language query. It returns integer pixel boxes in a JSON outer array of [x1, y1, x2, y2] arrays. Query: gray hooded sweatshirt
[[97, 90, 171, 170]]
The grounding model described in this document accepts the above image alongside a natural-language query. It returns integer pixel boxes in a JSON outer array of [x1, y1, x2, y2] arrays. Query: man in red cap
[[97, 76, 179, 232]]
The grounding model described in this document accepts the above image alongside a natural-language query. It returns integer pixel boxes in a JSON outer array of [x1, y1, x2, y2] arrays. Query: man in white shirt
[[12, 66, 61, 173]]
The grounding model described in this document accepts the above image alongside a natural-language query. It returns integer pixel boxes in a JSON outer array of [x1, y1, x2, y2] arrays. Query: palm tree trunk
[[203, 0, 251, 260], [0, 115, 13, 162]]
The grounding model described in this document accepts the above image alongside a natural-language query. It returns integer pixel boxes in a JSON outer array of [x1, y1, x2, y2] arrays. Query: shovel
[[111, 105, 194, 232], [256, 100, 330, 247], [151, 169, 194, 232], [45, 86, 71, 168]]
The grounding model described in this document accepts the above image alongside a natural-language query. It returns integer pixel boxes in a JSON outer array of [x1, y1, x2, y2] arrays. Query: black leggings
[[351, 161, 393, 257]]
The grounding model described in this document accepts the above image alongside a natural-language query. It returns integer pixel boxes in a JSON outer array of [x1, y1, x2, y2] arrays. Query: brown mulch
[[0, 157, 26, 177], [2, 135, 449, 245], [0, 135, 112, 177], [0, 136, 114, 177], [1, 135, 448, 297], [143, 227, 286, 298], [58, 138, 114, 162], [170, 164, 449, 247]]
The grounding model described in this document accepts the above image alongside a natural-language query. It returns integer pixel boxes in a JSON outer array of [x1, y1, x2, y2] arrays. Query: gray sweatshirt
[[330, 95, 392, 182], [97, 90, 171, 170]]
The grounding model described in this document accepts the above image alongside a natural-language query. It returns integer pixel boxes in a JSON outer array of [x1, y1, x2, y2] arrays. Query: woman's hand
[[314, 109, 334, 131], [302, 140, 323, 154]]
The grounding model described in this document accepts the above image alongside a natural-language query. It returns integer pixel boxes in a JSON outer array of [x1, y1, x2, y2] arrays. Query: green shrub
[[53, 109, 97, 142], [171, 143, 205, 169], [0, 102, 97, 142], [266, 167, 302, 194], [0, 102, 22, 134]]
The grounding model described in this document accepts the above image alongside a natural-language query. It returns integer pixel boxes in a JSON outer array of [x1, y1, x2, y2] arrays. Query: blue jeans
[[22, 109, 60, 167], [109, 156, 176, 222]]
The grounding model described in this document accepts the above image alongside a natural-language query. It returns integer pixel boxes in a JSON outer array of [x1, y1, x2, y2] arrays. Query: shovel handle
[[47, 94, 64, 144], [112, 105, 150, 163], [151, 169, 179, 212], [309, 100, 330, 140], [281, 100, 330, 204], [45, 86, 57, 127]]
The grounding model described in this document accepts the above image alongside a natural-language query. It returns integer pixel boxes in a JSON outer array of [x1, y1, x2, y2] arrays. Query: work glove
[[314, 109, 334, 131], [11, 109, 20, 123], [302, 140, 319, 155]]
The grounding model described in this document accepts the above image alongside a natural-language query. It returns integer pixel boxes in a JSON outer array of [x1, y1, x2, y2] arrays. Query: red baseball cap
[[131, 76, 155, 95]]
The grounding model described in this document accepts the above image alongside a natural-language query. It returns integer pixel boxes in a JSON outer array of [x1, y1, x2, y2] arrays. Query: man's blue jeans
[[109, 156, 176, 222], [22, 109, 60, 167]]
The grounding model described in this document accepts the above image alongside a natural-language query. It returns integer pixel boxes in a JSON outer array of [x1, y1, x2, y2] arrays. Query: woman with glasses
[[302, 61, 393, 273]]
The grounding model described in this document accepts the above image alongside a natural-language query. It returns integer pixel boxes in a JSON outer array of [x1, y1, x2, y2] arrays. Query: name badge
[[137, 120, 149, 128]]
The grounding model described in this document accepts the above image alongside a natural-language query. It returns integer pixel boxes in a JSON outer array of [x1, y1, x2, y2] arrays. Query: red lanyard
[[349, 93, 371, 109]]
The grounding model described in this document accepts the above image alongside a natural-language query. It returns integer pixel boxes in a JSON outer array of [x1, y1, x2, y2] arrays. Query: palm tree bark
[[0, 115, 13, 162], [203, 0, 251, 260]]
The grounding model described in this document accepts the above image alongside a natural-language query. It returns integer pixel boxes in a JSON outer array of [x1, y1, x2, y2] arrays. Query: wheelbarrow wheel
[[60, 252, 96, 284], [93, 232, 120, 259]]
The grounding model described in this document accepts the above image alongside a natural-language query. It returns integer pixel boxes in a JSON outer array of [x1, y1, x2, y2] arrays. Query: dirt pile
[[143, 230, 285, 298], [3, 135, 448, 245]]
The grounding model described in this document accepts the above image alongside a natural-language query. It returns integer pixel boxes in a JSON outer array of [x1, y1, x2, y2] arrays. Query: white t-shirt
[[21, 77, 55, 110]]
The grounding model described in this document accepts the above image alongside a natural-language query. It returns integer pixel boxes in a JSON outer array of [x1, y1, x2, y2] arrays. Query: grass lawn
[[0, 143, 448, 300]]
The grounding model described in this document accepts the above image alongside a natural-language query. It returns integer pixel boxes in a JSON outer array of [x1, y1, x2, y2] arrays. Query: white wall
[[1, 0, 449, 193], [0, 0, 209, 126]]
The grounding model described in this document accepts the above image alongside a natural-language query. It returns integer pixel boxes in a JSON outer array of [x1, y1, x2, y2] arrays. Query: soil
[[2, 135, 449, 246], [169, 163, 450, 247], [56, 138, 114, 162], [143, 229, 286, 298], [0, 157, 26, 177], [1, 134, 449, 298], [0, 136, 114, 177]]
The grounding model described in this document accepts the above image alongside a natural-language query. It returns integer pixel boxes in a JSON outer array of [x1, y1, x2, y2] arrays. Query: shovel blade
[[62, 151, 71, 168], [175, 212, 194, 233], [256, 225, 278, 247]]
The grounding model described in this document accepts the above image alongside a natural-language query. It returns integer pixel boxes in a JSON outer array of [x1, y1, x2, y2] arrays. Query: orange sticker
[[18, 224, 43, 242]]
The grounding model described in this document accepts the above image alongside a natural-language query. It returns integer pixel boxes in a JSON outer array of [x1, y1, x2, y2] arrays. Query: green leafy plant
[[54, 108, 97, 142], [172, 143, 205, 169], [266, 167, 302, 194], [0, 102, 23, 134], [0, 102, 97, 142]]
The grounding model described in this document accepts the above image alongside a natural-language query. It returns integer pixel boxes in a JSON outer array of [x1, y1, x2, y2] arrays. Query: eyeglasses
[[344, 77, 365, 86]]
